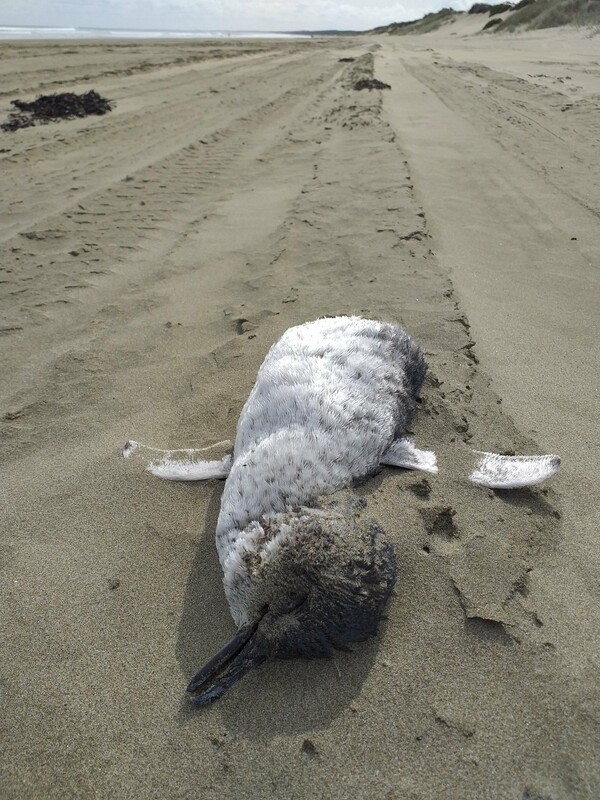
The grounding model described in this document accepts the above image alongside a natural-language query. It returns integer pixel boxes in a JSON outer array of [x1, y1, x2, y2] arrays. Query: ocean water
[[0, 25, 310, 40]]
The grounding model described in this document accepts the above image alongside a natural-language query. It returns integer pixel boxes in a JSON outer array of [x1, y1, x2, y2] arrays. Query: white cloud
[[1, 0, 473, 31]]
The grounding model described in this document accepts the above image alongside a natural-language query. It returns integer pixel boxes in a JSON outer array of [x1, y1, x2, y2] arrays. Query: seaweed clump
[[2, 90, 113, 132], [353, 78, 391, 91]]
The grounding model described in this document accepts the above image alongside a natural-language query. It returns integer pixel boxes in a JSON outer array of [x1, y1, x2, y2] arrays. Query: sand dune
[[1, 31, 599, 800]]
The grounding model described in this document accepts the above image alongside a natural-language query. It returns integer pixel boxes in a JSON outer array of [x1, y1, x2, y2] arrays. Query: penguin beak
[[186, 619, 271, 706]]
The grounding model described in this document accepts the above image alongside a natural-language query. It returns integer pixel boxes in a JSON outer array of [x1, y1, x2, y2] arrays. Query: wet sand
[[1, 29, 599, 800]]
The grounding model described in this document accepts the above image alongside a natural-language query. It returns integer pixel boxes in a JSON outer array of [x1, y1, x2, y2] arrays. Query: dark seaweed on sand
[[353, 78, 391, 91], [2, 90, 113, 132]]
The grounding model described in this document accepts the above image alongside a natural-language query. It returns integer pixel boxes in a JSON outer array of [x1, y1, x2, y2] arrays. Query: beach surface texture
[[1, 24, 599, 800]]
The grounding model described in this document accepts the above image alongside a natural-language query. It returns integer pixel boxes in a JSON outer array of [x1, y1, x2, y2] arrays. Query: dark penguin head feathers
[[187, 498, 396, 705]]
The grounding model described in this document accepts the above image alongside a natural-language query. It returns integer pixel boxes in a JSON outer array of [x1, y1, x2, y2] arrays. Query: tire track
[[0, 50, 335, 245], [0, 44, 355, 440], [404, 57, 600, 217]]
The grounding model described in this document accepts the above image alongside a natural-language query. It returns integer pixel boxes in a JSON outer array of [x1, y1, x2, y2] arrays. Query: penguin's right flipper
[[122, 440, 233, 481]]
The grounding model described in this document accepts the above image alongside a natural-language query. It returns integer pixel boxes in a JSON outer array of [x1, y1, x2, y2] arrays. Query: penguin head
[[187, 499, 396, 705]]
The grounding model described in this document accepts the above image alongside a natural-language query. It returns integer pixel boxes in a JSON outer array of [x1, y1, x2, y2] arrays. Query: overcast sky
[[1, 0, 472, 31]]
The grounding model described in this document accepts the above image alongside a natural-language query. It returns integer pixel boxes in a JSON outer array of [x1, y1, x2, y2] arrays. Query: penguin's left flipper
[[380, 437, 438, 474], [380, 439, 560, 489], [122, 440, 233, 481], [469, 452, 560, 490]]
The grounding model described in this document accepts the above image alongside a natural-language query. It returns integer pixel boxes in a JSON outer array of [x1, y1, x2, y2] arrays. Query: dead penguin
[[124, 316, 559, 704]]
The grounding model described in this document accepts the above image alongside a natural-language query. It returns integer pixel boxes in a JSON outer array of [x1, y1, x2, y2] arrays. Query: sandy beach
[[1, 26, 599, 799]]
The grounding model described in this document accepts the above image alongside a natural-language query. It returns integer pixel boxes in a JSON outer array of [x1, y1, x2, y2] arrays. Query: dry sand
[[1, 29, 599, 800]]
